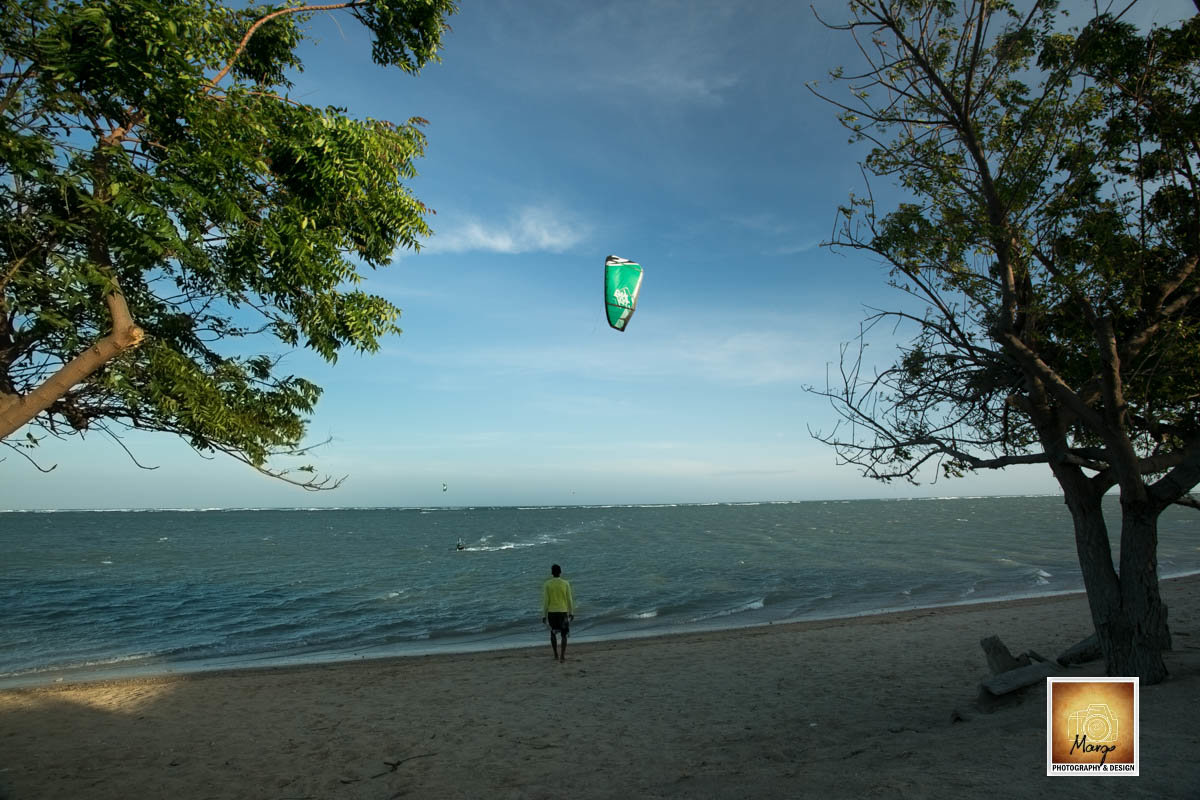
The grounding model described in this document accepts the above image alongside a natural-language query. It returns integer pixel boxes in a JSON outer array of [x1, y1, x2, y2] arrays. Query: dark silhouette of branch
[[1, 439, 57, 473]]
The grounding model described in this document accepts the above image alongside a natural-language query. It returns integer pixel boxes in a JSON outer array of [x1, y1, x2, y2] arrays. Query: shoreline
[[3, 574, 1199, 798], [6, 571, 1200, 691]]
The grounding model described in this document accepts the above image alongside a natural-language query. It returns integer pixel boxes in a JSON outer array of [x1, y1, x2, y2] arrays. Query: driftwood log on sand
[[975, 634, 1060, 712], [1057, 633, 1102, 666]]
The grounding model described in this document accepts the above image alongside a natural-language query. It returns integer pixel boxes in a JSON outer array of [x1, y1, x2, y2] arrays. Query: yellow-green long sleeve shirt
[[542, 577, 575, 614]]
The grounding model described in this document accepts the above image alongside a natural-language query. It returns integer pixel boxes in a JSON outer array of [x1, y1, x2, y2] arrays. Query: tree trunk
[[1061, 483, 1122, 661], [1111, 499, 1171, 682], [1060, 482, 1170, 684]]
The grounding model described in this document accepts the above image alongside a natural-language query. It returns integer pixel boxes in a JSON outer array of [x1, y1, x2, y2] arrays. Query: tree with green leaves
[[0, 0, 456, 487], [810, 0, 1199, 683]]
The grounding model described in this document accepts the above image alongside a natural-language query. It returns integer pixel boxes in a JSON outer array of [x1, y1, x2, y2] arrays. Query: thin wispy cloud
[[773, 240, 822, 256], [390, 312, 850, 387], [486, 0, 744, 106], [588, 52, 739, 106], [726, 212, 824, 256], [422, 206, 589, 255], [725, 213, 794, 236]]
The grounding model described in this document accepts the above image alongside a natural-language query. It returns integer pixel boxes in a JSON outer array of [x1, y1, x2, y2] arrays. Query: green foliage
[[812, 1, 1200, 499], [0, 0, 457, 485]]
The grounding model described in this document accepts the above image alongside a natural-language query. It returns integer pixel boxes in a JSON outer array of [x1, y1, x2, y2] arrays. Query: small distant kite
[[442, 482, 448, 492], [604, 255, 643, 332]]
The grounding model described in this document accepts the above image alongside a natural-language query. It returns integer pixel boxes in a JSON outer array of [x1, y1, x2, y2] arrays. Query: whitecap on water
[[689, 598, 765, 623], [624, 609, 659, 620]]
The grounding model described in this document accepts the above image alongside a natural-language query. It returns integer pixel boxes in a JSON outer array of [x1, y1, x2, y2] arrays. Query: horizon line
[[0, 493, 1068, 513]]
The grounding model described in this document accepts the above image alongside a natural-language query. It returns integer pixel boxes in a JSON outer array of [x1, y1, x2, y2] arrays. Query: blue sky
[[3, 0, 1189, 510]]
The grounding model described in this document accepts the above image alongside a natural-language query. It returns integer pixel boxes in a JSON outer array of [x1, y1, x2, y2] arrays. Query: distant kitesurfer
[[541, 564, 576, 662], [456, 538, 465, 551]]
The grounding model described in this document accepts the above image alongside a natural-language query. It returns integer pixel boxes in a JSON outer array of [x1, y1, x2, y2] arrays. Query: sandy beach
[[2, 575, 1198, 800]]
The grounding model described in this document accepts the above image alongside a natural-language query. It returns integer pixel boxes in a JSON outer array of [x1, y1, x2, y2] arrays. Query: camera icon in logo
[[1066, 703, 1119, 743]]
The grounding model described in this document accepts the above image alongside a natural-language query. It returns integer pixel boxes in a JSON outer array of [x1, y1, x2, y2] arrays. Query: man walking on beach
[[541, 564, 575, 662]]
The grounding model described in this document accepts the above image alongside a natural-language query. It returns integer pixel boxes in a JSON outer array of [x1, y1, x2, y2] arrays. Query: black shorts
[[547, 612, 570, 634]]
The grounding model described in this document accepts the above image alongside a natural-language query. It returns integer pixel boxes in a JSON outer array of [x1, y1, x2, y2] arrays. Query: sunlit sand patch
[[0, 680, 176, 715]]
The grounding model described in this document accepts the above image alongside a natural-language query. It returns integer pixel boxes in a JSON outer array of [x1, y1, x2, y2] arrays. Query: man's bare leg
[[559, 634, 567, 662], [550, 630, 559, 660]]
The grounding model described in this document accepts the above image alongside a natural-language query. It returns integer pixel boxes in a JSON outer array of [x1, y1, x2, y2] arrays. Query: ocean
[[3, 495, 1199, 687]]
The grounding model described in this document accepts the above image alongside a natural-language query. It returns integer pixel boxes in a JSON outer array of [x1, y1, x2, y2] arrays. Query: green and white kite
[[604, 255, 643, 332]]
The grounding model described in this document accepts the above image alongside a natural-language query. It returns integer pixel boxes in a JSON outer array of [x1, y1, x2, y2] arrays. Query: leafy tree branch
[[0, 0, 457, 489]]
